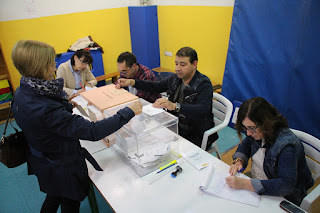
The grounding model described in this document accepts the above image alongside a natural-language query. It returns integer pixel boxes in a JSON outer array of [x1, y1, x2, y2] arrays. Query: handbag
[[0, 98, 28, 168]]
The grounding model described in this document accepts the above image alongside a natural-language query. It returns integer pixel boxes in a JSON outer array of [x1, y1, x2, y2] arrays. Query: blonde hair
[[11, 40, 56, 79]]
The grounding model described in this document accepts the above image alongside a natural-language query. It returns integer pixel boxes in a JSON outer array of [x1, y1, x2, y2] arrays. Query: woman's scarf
[[20, 76, 69, 101]]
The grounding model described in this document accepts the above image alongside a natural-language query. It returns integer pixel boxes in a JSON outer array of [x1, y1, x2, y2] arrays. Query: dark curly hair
[[235, 97, 288, 144]]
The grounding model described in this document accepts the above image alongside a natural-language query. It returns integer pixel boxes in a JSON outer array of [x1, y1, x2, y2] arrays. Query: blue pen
[[238, 168, 245, 173], [234, 168, 245, 176], [157, 163, 177, 174]]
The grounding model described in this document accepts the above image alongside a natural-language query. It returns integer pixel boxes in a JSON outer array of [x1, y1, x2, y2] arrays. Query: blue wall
[[128, 6, 160, 69]]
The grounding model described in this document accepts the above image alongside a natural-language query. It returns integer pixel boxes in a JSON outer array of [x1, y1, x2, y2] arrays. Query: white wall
[[151, 0, 234, 7], [0, 0, 234, 22], [0, 0, 140, 21]]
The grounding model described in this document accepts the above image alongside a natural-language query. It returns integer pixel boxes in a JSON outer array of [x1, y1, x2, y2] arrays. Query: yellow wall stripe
[[0, 7, 132, 90], [158, 6, 233, 85]]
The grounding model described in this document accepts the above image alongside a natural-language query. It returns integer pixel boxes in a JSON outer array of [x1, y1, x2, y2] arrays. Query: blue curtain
[[222, 0, 320, 138], [128, 6, 160, 69]]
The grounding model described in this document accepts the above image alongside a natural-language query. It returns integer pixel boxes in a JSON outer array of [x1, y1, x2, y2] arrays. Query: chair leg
[[215, 150, 221, 159], [88, 181, 99, 213], [212, 141, 221, 160], [207, 143, 221, 159], [213, 143, 221, 159]]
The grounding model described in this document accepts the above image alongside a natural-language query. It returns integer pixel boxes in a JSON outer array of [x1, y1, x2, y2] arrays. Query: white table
[[84, 136, 286, 213], [74, 95, 285, 212]]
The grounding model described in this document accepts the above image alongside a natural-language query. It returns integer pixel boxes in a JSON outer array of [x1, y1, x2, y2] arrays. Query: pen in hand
[[79, 82, 86, 91], [233, 167, 245, 176]]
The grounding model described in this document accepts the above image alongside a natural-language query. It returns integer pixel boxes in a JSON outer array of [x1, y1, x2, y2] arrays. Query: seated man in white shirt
[[57, 49, 97, 97]]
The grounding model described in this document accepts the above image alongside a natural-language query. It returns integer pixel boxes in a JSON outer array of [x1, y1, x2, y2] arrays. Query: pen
[[238, 168, 245, 173], [79, 82, 86, 91], [157, 163, 177, 173], [233, 168, 245, 176], [159, 160, 177, 171]]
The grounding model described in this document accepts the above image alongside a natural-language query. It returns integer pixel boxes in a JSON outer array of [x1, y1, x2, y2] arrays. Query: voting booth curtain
[[222, 0, 320, 139], [128, 6, 160, 70]]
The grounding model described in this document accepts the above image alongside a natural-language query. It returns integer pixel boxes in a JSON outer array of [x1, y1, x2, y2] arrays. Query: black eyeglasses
[[242, 125, 259, 133], [117, 67, 131, 74], [77, 57, 87, 65]]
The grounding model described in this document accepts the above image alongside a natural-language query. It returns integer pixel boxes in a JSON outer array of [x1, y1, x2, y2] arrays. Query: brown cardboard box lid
[[80, 84, 138, 112]]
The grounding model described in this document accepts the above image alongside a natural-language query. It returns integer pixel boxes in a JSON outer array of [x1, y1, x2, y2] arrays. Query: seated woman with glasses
[[225, 97, 313, 206], [57, 49, 97, 97]]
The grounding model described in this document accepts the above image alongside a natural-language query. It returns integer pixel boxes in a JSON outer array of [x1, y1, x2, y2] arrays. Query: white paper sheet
[[128, 143, 171, 166], [182, 148, 213, 170], [85, 86, 97, 91], [143, 104, 164, 116], [199, 164, 261, 206], [76, 105, 89, 117], [72, 96, 88, 110], [23, 0, 39, 19]]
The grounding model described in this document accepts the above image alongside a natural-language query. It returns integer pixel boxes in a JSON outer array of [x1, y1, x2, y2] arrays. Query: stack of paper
[[120, 128, 179, 168], [199, 164, 260, 206], [182, 148, 213, 170]]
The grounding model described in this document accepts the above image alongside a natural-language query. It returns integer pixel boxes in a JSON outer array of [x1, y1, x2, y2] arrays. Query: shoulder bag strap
[[1, 96, 15, 143]]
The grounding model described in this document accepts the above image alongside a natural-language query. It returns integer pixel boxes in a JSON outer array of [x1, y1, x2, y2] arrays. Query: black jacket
[[12, 78, 134, 201], [135, 70, 218, 149]]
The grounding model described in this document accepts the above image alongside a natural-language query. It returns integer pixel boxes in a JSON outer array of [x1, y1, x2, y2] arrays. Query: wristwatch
[[233, 158, 244, 164], [175, 103, 181, 112]]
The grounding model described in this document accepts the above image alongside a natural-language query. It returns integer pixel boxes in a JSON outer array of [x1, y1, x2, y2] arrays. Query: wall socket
[[164, 51, 173, 57]]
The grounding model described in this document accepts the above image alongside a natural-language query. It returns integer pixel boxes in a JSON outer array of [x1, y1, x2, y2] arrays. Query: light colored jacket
[[56, 60, 97, 96]]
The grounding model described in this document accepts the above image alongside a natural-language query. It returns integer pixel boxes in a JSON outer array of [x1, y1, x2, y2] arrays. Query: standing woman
[[225, 97, 313, 205], [11, 40, 142, 213]]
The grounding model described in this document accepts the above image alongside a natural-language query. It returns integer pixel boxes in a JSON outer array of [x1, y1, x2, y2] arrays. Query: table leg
[[88, 181, 99, 213]]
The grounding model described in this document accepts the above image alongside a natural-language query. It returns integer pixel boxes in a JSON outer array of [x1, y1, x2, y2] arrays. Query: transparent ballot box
[[103, 99, 179, 177]]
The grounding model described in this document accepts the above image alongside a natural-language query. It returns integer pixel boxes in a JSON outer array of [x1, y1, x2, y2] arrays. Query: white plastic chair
[[201, 93, 233, 159], [291, 129, 320, 212]]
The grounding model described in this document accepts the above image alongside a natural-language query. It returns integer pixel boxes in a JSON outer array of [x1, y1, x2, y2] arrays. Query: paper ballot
[[76, 105, 89, 117], [142, 104, 164, 116], [199, 164, 260, 207]]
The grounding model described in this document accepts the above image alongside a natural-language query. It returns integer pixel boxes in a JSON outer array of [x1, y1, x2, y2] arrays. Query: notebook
[[199, 164, 260, 206]]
